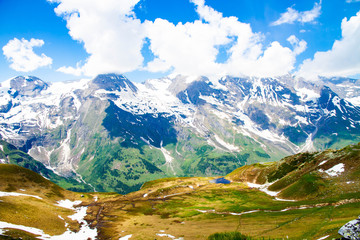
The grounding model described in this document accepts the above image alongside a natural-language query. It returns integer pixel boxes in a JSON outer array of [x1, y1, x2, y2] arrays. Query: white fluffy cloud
[[145, 0, 302, 78], [272, 1, 321, 26], [297, 11, 360, 80], [50, 0, 304, 78], [346, 0, 360, 3], [287, 35, 307, 55], [49, 0, 145, 76], [2, 38, 53, 72]]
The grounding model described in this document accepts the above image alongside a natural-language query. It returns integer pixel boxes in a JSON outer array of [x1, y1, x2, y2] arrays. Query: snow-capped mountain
[[1, 73, 359, 193]]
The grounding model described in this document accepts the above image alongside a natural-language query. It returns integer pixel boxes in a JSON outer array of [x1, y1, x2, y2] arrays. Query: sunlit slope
[[86, 144, 359, 239], [0, 164, 106, 239], [1, 143, 360, 239], [228, 143, 360, 200]]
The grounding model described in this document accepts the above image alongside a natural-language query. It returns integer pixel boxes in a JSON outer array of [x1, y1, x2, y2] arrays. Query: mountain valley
[[1, 74, 360, 193]]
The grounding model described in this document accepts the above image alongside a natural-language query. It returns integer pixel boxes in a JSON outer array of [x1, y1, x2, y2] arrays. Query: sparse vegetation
[[1, 142, 360, 239], [208, 231, 252, 240]]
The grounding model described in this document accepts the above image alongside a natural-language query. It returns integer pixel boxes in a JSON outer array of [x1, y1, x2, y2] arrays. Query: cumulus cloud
[[2, 38, 53, 72], [297, 11, 360, 80], [287, 35, 307, 55], [346, 0, 360, 2], [145, 0, 301, 78], [49, 0, 145, 76], [272, 1, 321, 26], [56, 65, 83, 76], [50, 0, 304, 78]]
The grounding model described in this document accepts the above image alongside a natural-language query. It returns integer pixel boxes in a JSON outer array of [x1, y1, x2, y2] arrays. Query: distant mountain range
[[1, 73, 360, 193]]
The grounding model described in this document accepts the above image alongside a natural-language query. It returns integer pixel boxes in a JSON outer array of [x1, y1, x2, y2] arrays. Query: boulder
[[338, 216, 360, 240]]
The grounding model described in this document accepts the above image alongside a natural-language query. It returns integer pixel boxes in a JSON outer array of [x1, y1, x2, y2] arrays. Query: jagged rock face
[[315, 86, 360, 136], [176, 80, 227, 105], [1, 73, 360, 193], [0, 100, 12, 113], [103, 101, 177, 148], [92, 73, 137, 92]]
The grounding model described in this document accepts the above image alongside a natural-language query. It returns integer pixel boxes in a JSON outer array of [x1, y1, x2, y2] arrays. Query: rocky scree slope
[[0, 140, 92, 192]]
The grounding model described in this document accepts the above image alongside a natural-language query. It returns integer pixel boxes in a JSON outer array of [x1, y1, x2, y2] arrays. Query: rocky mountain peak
[[9, 76, 48, 97], [92, 73, 138, 93], [176, 78, 228, 105], [318, 86, 342, 110]]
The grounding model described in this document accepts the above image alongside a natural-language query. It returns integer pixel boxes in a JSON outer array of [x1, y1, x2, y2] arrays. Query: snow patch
[[319, 163, 345, 177], [0, 191, 42, 200], [156, 233, 176, 239], [233, 110, 291, 145], [52, 199, 97, 239], [295, 115, 308, 124], [298, 134, 315, 153], [319, 160, 327, 166], [247, 182, 279, 197], [316, 235, 330, 240], [156, 231, 184, 240], [0, 209, 97, 240], [0, 221, 49, 239], [159, 141, 176, 175], [56, 199, 82, 209], [332, 96, 343, 113], [229, 210, 261, 216], [197, 209, 215, 213], [213, 134, 240, 152], [160, 146, 173, 164], [247, 182, 296, 202], [199, 94, 221, 106], [119, 235, 133, 240]]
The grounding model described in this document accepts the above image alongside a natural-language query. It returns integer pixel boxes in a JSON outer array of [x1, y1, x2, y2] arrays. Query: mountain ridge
[[1, 73, 360, 193]]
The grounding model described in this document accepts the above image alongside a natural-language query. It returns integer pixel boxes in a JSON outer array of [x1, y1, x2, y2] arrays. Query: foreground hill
[[0, 164, 99, 240], [228, 142, 360, 201], [1, 143, 360, 239], [1, 74, 360, 193]]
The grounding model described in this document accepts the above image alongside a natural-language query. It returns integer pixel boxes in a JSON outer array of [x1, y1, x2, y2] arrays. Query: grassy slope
[[76, 134, 170, 194], [0, 164, 99, 239], [227, 143, 360, 200], [91, 143, 360, 239], [90, 175, 359, 240], [1, 143, 360, 239]]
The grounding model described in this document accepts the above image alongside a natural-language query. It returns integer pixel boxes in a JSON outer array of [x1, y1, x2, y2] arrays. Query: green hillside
[[0, 143, 360, 239], [0, 140, 92, 192]]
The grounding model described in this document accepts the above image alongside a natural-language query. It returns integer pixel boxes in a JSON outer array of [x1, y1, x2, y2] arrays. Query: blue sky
[[1, 0, 360, 82]]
